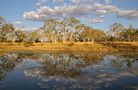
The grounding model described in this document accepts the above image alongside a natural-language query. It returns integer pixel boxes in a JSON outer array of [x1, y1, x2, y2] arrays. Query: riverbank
[[0, 42, 108, 53], [99, 42, 138, 52], [0, 42, 138, 53]]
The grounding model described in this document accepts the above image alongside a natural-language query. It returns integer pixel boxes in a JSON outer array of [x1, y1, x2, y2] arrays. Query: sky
[[0, 0, 138, 31]]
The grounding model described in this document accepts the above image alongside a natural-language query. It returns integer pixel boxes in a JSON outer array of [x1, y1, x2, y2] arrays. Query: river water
[[0, 52, 138, 90]]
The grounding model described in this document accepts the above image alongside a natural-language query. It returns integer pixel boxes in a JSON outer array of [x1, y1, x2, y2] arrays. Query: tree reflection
[[23, 53, 138, 79], [0, 52, 138, 90], [25, 53, 87, 78], [0, 53, 23, 80], [23, 53, 138, 90], [107, 54, 138, 71], [80, 52, 104, 65]]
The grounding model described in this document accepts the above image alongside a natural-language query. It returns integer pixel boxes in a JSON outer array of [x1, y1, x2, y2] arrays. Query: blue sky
[[0, 0, 138, 31]]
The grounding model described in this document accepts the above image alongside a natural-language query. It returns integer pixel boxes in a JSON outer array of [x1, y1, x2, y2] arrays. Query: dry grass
[[0, 42, 107, 53], [99, 42, 138, 52], [0, 42, 138, 54]]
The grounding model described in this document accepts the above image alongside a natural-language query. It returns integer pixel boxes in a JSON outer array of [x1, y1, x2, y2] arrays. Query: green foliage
[[0, 16, 5, 27], [15, 30, 25, 42], [1, 24, 14, 33], [80, 26, 106, 42], [0, 23, 15, 42], [0, 16, 138, 43], [108, 23, 138, 41]]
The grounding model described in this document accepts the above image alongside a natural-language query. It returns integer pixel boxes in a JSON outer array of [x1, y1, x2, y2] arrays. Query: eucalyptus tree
[[80, 26, 96, 42], [41, 17, 87, 42], [92, 29, 106, 42], [125, 25, 134, 41], [6, 31, 17, 43], [59, 17, 70, 42], [36, 28, 46, 43], [0, 30, 3, 42], [0, 16, 5, 27], [43, 18, 59, 43], [75, 24, 87, 41], [29, 31, 39, 43], [68, 17, 81, 42], [109, 23, 124, 41], [15, 30, 25, 43], [132, 28, 138, 41], [80, 26, 106, 42], [0, 23, 15, 42]]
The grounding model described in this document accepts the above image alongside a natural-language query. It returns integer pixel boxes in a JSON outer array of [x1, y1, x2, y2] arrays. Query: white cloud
[[117, 9, 138, 19], [70, 0, 98, 4], [15, 28, 38, 31], [96, 10, 107, 15], [23, 11, 48, 21], [91, 16, 104, 24], [95, 4, 119, 13], [91, 18, 104, 23], [36, 0, 48, 6], [23, 11, 39, 20], [100, 15, 104, 18], [53, 0, 64, 3], [24, 4, 95, 20], [13, 21, 24, 28], [24, 28, 38, 31], [38, 6, 54, 15], [104, 0, 111, 4], [23, 0, 138, 23], [13, 21, 22, 25], [103, 5, 119, 13]]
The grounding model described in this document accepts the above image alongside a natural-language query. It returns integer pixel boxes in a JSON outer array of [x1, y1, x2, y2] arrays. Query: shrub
[[23, 41, 34, 47], [66, 42, 74, 47]]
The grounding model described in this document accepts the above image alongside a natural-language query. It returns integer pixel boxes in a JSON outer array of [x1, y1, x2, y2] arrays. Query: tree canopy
[[0, 16, 138, 44]]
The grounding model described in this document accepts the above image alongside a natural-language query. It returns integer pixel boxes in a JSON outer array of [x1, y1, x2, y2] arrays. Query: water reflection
[[0, 53, 23, 80], [106, 54, 138, 71], [0, 52, 138, 90]]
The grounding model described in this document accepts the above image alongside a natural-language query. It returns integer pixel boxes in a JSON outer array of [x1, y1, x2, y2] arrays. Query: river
[[0, 52, 138, 90]]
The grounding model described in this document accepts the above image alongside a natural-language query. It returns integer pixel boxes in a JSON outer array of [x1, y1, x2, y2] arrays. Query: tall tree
[[15, 30, 25, 43], [80, 26, 105, 42], [0, 23, 15, 42], [0, 16, 5, 27], [125, 25, 134, 41], [69, 17, 81, 42], [60, 17, 69, 42], [109, 23, 124, 41], [43, 18, 58, 43]]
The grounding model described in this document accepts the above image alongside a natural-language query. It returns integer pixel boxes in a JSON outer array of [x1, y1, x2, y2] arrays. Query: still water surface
[[0, 52, 138, 90]]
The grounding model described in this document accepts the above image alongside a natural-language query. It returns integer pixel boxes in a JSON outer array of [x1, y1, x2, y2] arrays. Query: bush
[[23, 41, 34, 47], [65, 42, 74, 47]]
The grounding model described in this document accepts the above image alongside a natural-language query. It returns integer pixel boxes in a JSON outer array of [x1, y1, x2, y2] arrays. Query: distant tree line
[[0, 16, 138, 44], [0, 16, 25, 43], [107, 23, 138, 42]]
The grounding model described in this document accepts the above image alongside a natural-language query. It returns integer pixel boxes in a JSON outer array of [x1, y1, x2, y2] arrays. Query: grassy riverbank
[[99, 42, 138, 52], [0, 42, 138, 53], [0, 42, 108, 53]]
